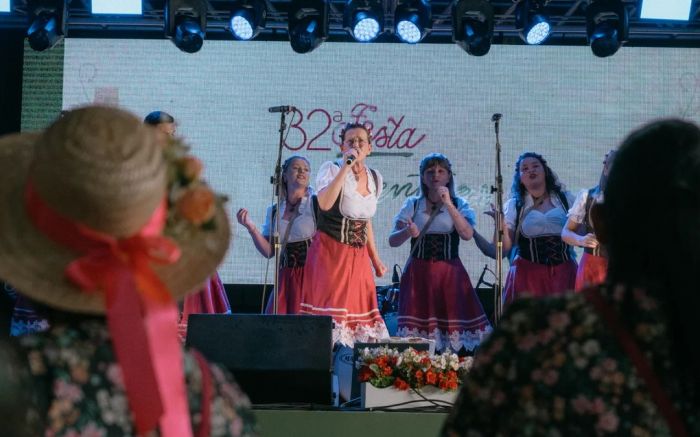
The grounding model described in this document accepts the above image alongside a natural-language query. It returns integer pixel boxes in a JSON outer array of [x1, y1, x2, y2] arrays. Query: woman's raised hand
[[236, 208, 256, 232]]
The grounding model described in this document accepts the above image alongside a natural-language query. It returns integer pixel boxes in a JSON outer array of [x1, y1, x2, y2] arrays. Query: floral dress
[[442, 285, 700, 436], [9, 319, 257, 437]]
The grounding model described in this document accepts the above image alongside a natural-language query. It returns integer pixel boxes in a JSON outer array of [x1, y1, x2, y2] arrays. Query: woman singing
[[478, 152, 577, 304], [389, 153, 491, 353], [236, 155, 315, 314], [299, 123, 389, 347]]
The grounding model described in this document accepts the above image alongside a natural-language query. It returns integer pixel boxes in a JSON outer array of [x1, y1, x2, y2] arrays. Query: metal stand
[[268, 110, 289, 314], [490, 113, 505, 324]]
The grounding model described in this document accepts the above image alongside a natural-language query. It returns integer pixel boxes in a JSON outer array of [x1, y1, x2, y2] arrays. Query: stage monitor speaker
[[186, 314, 333, 405], [477, 287, 495, 325]]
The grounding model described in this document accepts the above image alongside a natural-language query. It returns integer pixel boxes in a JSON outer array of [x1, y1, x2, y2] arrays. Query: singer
[[298, 123, 389, 347], [388, 153, 491, 353], [236, 155, 315, 314], [561, 150, 616, 291], [477, 152, 577, 305]]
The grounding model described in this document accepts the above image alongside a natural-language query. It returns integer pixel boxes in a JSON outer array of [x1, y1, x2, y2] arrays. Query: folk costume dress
[[260, 194, 316, 314], [568, 188, 608, 291], [178, 272, 231, 341], [503, 191, 578, 304], [299, 161, 389, 347], [394, 196, 492, 352]]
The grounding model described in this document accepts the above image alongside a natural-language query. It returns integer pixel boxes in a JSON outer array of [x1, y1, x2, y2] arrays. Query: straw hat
[[0, 106, 230, 314]]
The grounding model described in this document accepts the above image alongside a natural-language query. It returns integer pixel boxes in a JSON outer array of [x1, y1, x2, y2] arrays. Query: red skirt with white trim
[[265, 266, 304, 314], [503, 256, 577, 305], [396, 257, 492, 352], [299, 231, 389, 347], [574, 252, 608, 291]]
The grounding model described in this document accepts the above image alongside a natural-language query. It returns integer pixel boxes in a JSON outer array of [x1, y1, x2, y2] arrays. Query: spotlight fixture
[[344, 0, 383, 43], [165, 0, 207, 53], [586, 0, 628, 58], [229, 0, 267, 41], [452, 0, 494, 56], [394, 0, 431, 44], [288, 0, 328, 53], [26, 0, 66, 52], [516, 0, 550, 45]]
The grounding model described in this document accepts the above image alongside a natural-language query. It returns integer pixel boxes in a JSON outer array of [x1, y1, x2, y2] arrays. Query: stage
[[254, 408, 447, 437]]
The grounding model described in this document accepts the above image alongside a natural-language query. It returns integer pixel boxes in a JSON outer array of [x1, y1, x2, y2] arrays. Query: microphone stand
[[269, 110, 288, 315], [490, 114, 505, 324]]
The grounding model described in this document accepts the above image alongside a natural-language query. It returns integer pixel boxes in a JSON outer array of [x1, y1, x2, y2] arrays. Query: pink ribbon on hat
[[24, 182, 194, 437]]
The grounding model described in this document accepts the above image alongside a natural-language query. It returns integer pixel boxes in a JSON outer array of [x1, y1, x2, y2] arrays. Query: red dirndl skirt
[[396, 257, 492, 352], [178, 272, 231, 341], [503, 256, 577, 305], [265, 266, 304, 314], [299, 231, 389, 347], [574, 252, 608, 291]]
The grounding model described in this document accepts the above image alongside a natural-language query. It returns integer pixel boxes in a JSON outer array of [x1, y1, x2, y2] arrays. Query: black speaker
[[185, 314, 333, 405]]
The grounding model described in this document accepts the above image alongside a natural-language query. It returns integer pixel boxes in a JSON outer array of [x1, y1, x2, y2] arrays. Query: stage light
[[166, 0, 207, 53], [288, 0, 329, 53], [586, 0, 628, 58], [1, 0, 10, 13], [344, 0, 383, 42], [452, 0, 494, 56], [394, 0, 431, 44], [91, 0, 142, 15], [516, 0, 550, 45], [229, 0, 266, 41], [641, 0, 692, 21], [26, 0, 66, 52]]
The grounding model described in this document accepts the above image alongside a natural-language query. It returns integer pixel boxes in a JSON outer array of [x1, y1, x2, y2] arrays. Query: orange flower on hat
[[180, 156, 203, 182], [176, 185, 216, 226]]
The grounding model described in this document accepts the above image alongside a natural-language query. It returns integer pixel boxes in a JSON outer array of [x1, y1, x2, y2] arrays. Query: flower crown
[[163, 138, 227, 236]]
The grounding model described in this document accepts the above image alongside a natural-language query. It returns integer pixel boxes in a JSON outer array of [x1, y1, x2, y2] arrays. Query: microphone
[[492, 113, 502, 134], [268, 105, 296, 113], [345, 154, 356, 166]]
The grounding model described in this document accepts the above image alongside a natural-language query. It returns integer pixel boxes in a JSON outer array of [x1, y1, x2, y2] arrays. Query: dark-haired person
[[389, 153, 491, 353], [477, 152, 576, 304], [562, 150, 616, 291], [442, 120, 700, 436], [299, 123, 389, 347], [236, 155, 315, 314], [144, 110, 231, 339]]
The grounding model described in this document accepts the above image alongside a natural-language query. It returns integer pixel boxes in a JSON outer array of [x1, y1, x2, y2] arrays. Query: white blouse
[[504, 191, 575, 237], [567, 188, 603, 224], [315, 160, 383, 219], [393, 196, 476, 233], [261, 194, 316, 243]]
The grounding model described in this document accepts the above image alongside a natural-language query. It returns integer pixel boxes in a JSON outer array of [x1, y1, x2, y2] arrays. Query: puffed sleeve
[[456, 197, 477, 227], [393, 196, 417, 226], [567, 190, 588, 224], [503, 197, 518, 230], [260, 204, 274, 238], [315, 161, 340, 192]]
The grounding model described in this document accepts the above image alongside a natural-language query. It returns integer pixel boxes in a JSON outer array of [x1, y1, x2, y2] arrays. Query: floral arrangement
[[163, 139, 227, 233], [357, 346, 473, 392]]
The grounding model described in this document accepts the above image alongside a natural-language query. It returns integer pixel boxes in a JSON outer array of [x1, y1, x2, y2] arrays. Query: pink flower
[[517, 333, 538, 351], [602, 358, 618, 372], [596, 411, 620, 433], [548, 312, 571, 331], [54, 380, 84, 403], [80, 423, 106, 437], [591, 397, 606, 414], [571, 395, 590, 414], [543, 369, 559, 386], [106, 364, 124, 388]]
